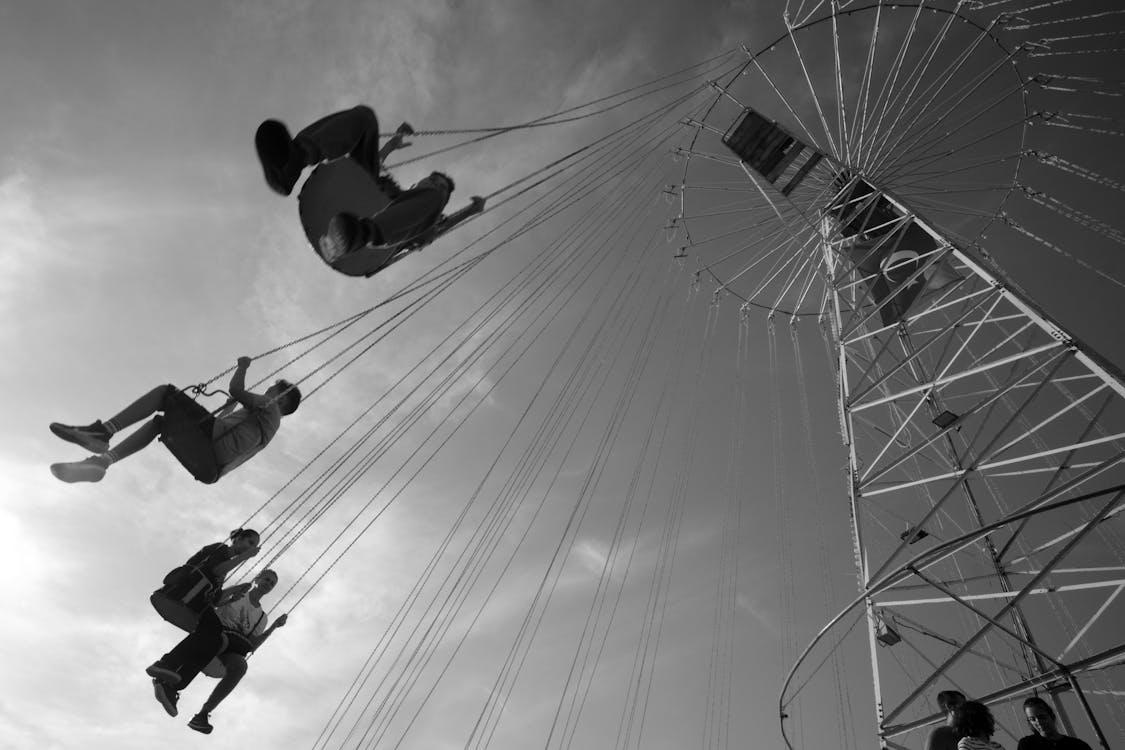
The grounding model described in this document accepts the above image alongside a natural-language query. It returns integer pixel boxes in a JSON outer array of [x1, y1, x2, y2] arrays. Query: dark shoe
[[49, 421, 110, 453], [145, 662, 181, 686], [188, 712, 213, 734], [319, 213, 372, 263], [255, 119, 304, 196], [50, 456, 109, 484], [152, 679, 179, 717]]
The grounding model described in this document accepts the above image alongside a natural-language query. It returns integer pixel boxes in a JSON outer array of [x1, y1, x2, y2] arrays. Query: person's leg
[[49, 385, 177, 483], [293, 105, 381, 174], [49, 384, 175, 453], [257, 106, 380, 196], [104, 385, 177, 433], [200, 654, 248, 714], [149, 608, 226, 693]]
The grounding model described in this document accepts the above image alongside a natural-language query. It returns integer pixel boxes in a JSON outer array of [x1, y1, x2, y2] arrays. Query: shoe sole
[[255, 120, 297, 196], [49, 423, 109, 454], [188, 722, 213, 734], [145, 664, 182, 686], [50, 461, 106, 484], [152, 680, 178, 717]]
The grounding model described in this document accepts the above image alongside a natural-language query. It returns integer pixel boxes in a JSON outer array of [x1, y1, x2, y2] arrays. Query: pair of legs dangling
[[146, 607, 252, 734], [50, 384, 202, 483], [255, 106, 448, 260]]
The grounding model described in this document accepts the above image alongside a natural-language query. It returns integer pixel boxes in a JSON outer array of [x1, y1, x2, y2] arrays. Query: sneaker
[[255, 119, 304, 196], [49, 421, 110, 453], [145, 662, 181, 686], [188, 712, 213, 734], [152, 679, 179, 717], [49, 456, 109, 484], [319, 213, 371, 263]]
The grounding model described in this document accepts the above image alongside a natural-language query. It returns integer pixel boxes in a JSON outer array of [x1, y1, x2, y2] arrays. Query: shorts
[[157, 385, 221, 484]]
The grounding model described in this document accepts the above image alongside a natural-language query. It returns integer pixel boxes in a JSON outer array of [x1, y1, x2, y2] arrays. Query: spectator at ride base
[[1017, 697, 1093, 750], [926, 690, 967, 750], [954, 700, 1006, 750]]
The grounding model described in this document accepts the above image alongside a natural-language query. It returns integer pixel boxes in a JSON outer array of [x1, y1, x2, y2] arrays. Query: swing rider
[[48, 356, 300, 484], [148, 568, 288, 733], [254, 105, 485, 271]]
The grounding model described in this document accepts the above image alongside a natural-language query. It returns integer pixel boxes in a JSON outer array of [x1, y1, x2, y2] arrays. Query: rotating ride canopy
[[670, 1, 1125, 747]]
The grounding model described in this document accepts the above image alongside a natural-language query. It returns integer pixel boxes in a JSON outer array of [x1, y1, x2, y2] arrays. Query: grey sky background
[[2, 1, 1122, 749]]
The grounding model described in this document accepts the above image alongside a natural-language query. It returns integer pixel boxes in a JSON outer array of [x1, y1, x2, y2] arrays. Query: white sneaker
[[50, 456, 108, 483]]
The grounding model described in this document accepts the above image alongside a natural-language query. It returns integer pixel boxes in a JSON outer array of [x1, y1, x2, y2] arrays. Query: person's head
[[229, 528, 260, 553], [250, 568, 279, 597], [1023, 696, 1058, 738], [267, 379, 301, 416], [952, 701, 995, 740], [416, 171, 454, 196], [937, 690, 966, 723]]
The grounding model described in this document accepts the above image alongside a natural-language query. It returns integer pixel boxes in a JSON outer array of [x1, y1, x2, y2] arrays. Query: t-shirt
[[1017, 736, 1093, 750], [959, 738, 1004, 750], [927, 726, 960, 750], [211, 395, 281, 477], [215, 593, 268, 636]]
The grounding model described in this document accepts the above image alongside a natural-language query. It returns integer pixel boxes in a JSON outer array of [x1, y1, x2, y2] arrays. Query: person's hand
[[275, 613, 288, 627], [470, 196, 486, 212], [388, 122, 414, 150], [236, 356, 252, 369]]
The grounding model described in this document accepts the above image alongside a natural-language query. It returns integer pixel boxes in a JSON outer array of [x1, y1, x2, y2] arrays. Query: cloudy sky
[[2, 1, 1122, 749]]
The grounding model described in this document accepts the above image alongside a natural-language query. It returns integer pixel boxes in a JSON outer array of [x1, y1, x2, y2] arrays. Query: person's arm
[[211, 544, 260, 578], [251, 613, 288, 649], [228, 356, 268, 409], [378, 123, 414, 163]]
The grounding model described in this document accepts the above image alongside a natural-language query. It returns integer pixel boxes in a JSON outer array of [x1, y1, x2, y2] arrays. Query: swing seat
[[157, 389, 220, 484], [297, 158, 399, 277], [150, 565, 215, 632]]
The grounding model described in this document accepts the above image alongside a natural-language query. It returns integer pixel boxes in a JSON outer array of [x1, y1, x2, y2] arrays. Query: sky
[[2, 2, 1122, 750]]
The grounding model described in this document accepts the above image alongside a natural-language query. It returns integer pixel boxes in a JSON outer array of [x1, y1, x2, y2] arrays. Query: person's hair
[[937, 690, 966, 712], [1023, 696, 1054, 718], [952, 701, 995, 739], [431, 171, 455, 193], [275, 380, 301, 415], [376, 174, 403, 200], [256, 568, 279, 585], [230, 528, 260, 544]]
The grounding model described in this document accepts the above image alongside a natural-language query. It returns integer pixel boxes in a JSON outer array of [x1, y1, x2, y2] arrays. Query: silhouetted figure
[[926, 690, 967, 750], [1017, 697, 1093, 750], [954, 700, 1005, 750]]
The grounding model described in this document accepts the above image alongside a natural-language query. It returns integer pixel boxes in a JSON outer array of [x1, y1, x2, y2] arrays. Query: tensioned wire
[[333, 178, 679, 746], [191, 59, 741, 400], [292, 136, 684, 750], [380, 49, 739, 157], [461, 238, 674, 750], [241, 90, 711, 585], [548, 274, 691, 750], [225, 78, 717, 548], [533, 253, 684, 750], [791, 321, 859, 750], [258, 115, 693, 611], [620, 297, 719, 750], [223, 137, 702, 697], [310, 206, 672, 750], [315, 154, 684, 750]]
